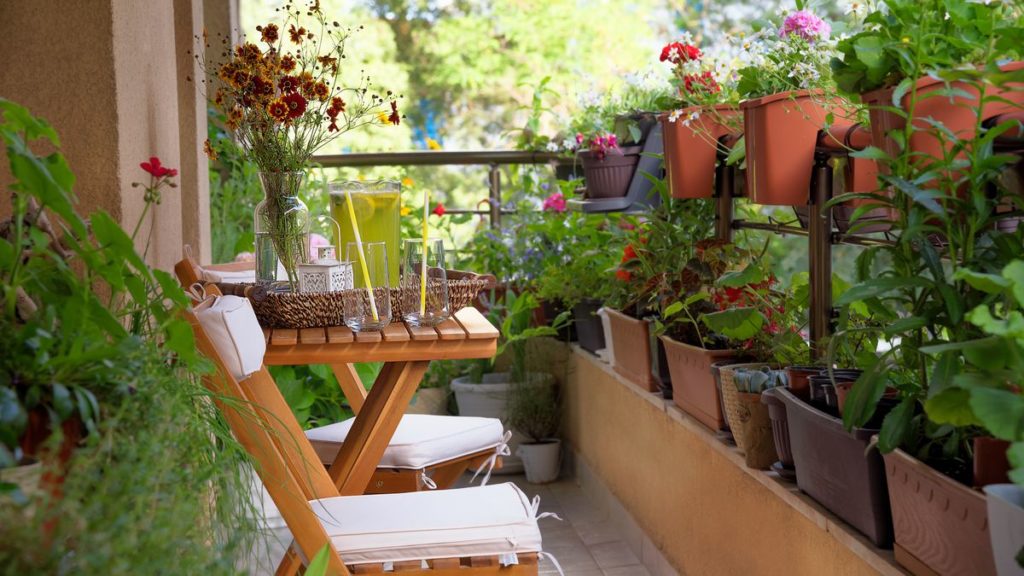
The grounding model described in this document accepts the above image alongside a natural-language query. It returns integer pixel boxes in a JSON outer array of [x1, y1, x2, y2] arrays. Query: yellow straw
[[420, 189, 429, 316], [344, 190, 379, 322]]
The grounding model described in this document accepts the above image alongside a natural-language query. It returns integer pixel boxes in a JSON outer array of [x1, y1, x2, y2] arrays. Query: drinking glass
[[402, 238, 449, 327], [343, 242, 391, 331]]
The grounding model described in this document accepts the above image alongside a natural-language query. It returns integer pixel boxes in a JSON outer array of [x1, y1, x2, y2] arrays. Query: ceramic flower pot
[[516, 439, 561, 484], [741, 89, 851, 205], [778, 388, 894, 547], [606, 308, 657, 392], [661, 335, 736, 431], [983, 484, 1024, 576], [579, 146, 642, 199], [861, 61, 1024, 169], [660, 105, 739, 199], [885, 448, 996, 575]]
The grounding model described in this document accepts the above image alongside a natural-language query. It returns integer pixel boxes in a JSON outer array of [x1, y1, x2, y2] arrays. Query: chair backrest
[[185, 292, 351, 575]]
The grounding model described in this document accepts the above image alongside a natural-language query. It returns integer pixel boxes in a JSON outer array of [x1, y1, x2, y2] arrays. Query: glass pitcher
[[329, 180, 401, 287]]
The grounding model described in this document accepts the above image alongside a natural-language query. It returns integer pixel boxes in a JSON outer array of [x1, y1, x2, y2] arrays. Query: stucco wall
[[563, 347, 898, 576]]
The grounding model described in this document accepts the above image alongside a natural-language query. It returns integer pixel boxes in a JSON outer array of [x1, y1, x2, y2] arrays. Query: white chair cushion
[[305, 414, 504, 469], [310, 482, 542, 565]]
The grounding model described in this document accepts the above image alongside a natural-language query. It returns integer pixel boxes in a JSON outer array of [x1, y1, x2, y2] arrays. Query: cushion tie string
[[418, 472, 438, 490], [470, 430, 512, 486], [530, 494, 564, 523]]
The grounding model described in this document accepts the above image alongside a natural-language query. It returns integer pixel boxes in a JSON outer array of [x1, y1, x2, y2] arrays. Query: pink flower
[[542, 192, 567, 213], [779, 10, 831, 42], [575, 132, 584, 145], [308, 233, 330, 260], [234, 251, 255, 262]]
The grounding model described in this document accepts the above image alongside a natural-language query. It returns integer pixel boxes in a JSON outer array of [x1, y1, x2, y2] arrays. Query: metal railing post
[[809, 152, 834, 360], [488, 163, 501, 229]]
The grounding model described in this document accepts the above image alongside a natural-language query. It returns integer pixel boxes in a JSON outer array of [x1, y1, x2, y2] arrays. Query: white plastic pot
[[598, 307, 615, 365], [985, 484, 1024, 576], [517, 439, 561, 484], [451, 372, 554, 475]]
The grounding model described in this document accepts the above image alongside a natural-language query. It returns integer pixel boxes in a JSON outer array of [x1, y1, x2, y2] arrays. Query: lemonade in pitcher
[[329, 181, 401, 286]]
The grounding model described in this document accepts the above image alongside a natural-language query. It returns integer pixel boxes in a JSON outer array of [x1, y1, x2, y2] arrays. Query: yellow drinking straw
[[421, 189, 429, 315], [344, 190, 379, 322]]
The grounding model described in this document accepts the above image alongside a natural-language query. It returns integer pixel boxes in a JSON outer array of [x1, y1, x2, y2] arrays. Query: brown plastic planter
[[661, 335, 736, 431], [785, 366, 819, 401], [861, 61, 1024, 168], [884, 448, 996, 576], [605, 308, 656, 392], [660, 105, 739, 199], [573, 300, 605, 355], [972, 436, 1011, 488], [579, 146, 642, 199], [777, 387, 893, 547], [741, 89, 852, 205], [762, 388, 796, 480]]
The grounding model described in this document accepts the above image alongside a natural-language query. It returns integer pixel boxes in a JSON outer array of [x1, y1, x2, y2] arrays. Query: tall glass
[[329, 181, 401, 287], [344, 242, 391, 331], [402, 238, 449, 327], [254, 171, 310, 290]]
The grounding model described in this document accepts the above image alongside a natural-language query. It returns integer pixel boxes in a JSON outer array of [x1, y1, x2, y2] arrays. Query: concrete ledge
[[562, 345, 907, 576]]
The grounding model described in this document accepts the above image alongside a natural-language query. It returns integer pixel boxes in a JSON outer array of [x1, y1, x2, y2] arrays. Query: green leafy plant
[[507, 378, 560, 442]]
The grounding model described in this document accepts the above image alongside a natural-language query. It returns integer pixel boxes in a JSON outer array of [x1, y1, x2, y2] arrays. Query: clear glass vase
[[254, 171, 310, 290]]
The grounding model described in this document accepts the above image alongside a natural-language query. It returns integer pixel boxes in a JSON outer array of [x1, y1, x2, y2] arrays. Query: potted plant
[[206, 7, 400, 289], [658, 36, 742, 199], [408, 360, 459, 416], [720, 367, 788, 469], [735, 5, 867, 206], [508, 378, 561, 484], [451, 292, 567, 473]]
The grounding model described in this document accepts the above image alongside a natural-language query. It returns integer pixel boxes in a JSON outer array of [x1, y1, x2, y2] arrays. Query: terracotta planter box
[[661, 335, 735, 431], [777, 388, 893, 547], [885, 448, 996, 576], [660, 105, 739, 199], [579, 146, 642, 199], [861, 61, 1024, 168], [741, 89, 853, 205], [605, 308, 656, 392]]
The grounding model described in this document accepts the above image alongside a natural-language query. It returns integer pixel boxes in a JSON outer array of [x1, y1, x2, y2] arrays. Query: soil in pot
[[983, 484, 1024, 576], [762, 388, 796, 481], [973, 437, 1012, 488], [741, 90, 855, 205], [573, 300, 605, 354], [662, 335, 736, 431], [579, 146, 642, 199], [660, 105, 739, 199], [517, 439, 561, 484], [606, 308, 657, 392], [885, 448, 996, 576], [778, 387, 894, 547]]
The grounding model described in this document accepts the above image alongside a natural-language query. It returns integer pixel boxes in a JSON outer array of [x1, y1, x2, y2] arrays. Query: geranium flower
[[615, 269, 632, 282], [621, 244, 637, 262], [542, 192, 566, 213], [779, 10, 831, 42], [282, 92, 307, 119], [659, 42, 702, 64], [432, 203, 446, 217], [140, 156, 178, 178]]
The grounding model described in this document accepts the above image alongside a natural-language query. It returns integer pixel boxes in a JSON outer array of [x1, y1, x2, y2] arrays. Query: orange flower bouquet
[[202, 0, 400, 288]]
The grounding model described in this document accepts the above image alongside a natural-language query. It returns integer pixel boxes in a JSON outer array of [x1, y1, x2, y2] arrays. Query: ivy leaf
[[969, 387, 1024, 441]]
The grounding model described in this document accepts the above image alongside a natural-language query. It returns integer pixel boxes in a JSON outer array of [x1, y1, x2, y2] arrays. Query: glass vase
[[254, 171, 310, 290]]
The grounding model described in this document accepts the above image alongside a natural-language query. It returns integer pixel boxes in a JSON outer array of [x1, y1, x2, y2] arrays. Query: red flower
[[432, 203, 446, 217], [621, 244, 637, 263], [659, 42, 701, 64], [140, 156, 177, 178], [388, 101, 401, 125], [278, 75, 300, 94], [615, 269, 631, 282], [683, 71, 720, 94], [282, 92, 307, 119]]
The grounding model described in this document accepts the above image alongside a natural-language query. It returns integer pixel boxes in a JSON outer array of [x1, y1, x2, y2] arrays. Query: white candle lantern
[[297, 246, 353, 293]]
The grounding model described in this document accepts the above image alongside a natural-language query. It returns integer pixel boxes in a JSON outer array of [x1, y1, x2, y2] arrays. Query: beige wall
[[564, 348, 894, 576], [0, 0, 211, 270]]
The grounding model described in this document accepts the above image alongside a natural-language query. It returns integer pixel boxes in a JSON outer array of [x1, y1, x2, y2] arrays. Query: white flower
[[843, 1, 867, 17], [681, 111, 700, 127], [668, 109, 684, 123], [545, 141, 560, 152]]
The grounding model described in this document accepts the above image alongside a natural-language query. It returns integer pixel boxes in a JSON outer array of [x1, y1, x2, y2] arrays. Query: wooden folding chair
[[185, 299, 545, 575], [174, 255, 505, 495]]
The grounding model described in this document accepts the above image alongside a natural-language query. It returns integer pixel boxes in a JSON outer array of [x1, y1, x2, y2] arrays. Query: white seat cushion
[[305, 414, 504, 469], [310, 482, 542, 565]]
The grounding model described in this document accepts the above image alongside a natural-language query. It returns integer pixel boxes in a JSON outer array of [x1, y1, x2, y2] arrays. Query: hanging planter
[[661, 335, 736, 431], [605, 308, 657, 392], [885, 448, 997, 576], [660, 105, 739, 199], [578, 146, 642, 199], [861, 61, 1024, 167], [741, 89, 849, 206]]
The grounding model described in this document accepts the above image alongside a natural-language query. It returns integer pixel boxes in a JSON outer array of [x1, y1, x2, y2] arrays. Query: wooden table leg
[[328, 360, 429, 495], [331, 363, 367, 414]]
